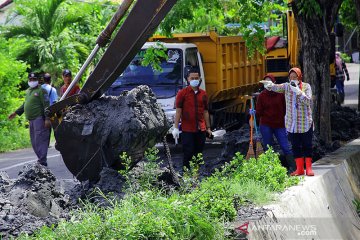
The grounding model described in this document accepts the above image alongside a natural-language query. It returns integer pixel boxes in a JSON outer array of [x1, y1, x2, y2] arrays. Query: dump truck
[[265, 0, 336, 83], [107, 31, 265, 131]]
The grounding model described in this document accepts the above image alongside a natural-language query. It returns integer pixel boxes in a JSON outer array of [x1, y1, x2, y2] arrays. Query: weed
[[18, 148, 300, 239], [352, 199, 360, 216], [234, 148, 300, 191], [182, 153, 204, 191]]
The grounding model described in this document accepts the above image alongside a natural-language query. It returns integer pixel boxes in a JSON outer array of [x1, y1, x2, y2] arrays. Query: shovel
[[251, 98, 264, 158], [245, 112, 256, 160]]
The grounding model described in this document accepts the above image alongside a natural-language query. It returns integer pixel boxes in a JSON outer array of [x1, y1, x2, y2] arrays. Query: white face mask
[[189, 79, 200, 87], [290, 80, 299, 86], [28, 81, 39, 88]]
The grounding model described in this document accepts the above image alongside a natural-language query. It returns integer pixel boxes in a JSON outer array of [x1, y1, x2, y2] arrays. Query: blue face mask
[[129, 65, 136, 71], [189, 80, 200, 87]]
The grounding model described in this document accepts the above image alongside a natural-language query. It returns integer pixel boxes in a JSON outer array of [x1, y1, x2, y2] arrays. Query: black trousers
[[181, 131, 206, 169], [288, 127, 313, 159]]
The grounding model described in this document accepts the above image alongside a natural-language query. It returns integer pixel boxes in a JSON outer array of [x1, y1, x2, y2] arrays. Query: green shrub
[[20, 190, 225, 240], [0, 37, 30, 152], [235, 149, 300, 191], [353, 199, 360, 215], [230, 179, 274, 205], [187, 177, 238, 221], [181, 153, 205, 192], [19, 148, 300, 239], [340, 52, 351, 63], [138, 147, 162, 189], [0, 125, 30, 152]]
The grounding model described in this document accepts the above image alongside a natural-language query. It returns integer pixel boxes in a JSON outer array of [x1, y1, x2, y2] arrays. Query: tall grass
[[0, 125, 30, 152], [18, 149, 300, 239]]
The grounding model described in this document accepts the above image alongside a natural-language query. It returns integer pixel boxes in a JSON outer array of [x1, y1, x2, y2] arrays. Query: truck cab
[[106, 42, 205, 125]]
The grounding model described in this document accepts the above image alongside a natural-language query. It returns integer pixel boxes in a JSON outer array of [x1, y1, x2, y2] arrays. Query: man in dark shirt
[[8, 72, 51, 166], [172, 66, 212, 169]]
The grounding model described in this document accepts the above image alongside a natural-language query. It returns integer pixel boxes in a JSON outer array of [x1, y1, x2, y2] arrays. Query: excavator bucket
[[49, 0, 177, 182]]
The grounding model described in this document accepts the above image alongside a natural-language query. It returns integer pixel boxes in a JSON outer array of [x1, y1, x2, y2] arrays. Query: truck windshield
[[108, 48, 183, 99]]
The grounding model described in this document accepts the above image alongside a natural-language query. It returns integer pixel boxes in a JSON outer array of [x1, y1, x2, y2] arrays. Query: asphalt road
[[344, 63, 360, 107], [0, 144, 74, 179]]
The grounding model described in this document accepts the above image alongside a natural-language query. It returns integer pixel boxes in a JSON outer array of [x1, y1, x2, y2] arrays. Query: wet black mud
[[0, 164, 71, 239], [54, 85, 170, 182]]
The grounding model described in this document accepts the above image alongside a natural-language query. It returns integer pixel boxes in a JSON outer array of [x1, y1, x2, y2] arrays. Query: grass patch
[[19, 190, 226, 240], [18, 148, 300, 239], [0, 122, 57, 153], [230, 179, 275, 205], [353, 199, 360, 217]]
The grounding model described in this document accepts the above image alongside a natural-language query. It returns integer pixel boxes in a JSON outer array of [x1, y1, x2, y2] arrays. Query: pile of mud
[[331, 105, 360, 141], [0, 164, 71, 238], [68, 167, 126, 206], [68, 163, 178, 207], [55, 85, 170, 182]]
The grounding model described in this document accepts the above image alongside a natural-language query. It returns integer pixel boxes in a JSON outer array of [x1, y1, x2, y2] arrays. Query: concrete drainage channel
[[234, 139, 360, 239]]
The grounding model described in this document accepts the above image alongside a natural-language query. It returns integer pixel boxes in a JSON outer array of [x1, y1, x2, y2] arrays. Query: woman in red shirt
[[256, 74, 295, 173]]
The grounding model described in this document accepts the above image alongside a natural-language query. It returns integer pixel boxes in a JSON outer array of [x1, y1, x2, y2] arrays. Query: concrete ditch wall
[[246, 139, 360, 239]]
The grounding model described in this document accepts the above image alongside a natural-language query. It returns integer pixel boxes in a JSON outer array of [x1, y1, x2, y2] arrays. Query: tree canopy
[[339, 0, 359, 30], [1, 0, 358, 145], [159, 0, 286, 56], [2, 0, 116, 86]]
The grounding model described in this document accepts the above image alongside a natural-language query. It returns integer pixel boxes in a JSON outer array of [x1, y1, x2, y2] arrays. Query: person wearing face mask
[[260, 67, 314, 176], [172, 66, 212, 170], [254, 74, 295, 174], [8, 72, 51, 167]]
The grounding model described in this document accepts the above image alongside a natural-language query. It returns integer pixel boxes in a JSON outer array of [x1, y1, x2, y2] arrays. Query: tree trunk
[[291, 0, 343, 145], [354, 0, 360, 23], [354, 0, 360, 111]]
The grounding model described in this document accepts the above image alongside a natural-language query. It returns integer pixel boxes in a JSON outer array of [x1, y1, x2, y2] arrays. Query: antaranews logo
[[235, 221, 250, 235], [235, 221, 317, 238]]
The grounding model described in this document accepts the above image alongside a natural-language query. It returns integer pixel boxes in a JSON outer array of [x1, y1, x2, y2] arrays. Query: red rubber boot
[[290, 158, 305, 176], [305, 157, 314, 176]]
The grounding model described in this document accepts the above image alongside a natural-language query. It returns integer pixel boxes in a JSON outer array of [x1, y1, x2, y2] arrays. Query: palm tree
[[3, 0, 92, 85]]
